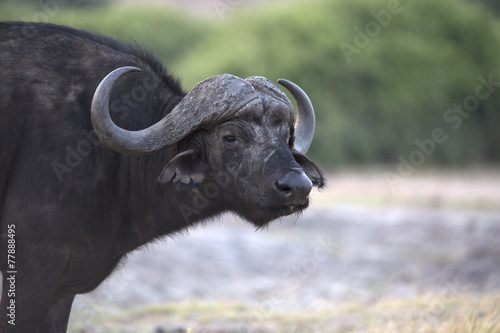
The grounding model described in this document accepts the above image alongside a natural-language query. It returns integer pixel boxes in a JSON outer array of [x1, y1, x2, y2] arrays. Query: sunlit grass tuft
[[68, 294, 500, 333]]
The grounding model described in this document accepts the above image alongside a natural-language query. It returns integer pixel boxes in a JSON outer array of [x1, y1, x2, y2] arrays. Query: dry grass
[[68, 294, 500, 333]]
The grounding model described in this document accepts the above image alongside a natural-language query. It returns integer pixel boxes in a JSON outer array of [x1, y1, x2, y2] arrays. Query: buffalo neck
[[115, 146, 218, 254]]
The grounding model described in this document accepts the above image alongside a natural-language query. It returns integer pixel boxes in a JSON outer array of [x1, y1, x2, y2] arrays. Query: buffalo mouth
[[276, 202, 309, 216], [248, 198, 310, 227]]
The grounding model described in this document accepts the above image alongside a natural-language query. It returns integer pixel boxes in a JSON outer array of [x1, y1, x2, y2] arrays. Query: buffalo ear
[[293, 152, 325, 188], [158, 149, 209, 185]]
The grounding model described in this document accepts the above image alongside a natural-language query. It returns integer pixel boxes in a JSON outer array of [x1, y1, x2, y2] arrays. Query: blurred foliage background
[[1, 0, 499, 168]]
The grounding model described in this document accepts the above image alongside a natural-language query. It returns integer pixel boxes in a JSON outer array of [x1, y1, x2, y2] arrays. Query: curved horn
[[92, 67, 261, 156], [277, 79, 315, 155], [91, 66, 160, 155]]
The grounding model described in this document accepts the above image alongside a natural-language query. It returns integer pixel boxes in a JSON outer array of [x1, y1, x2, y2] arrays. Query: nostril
[[275, 181, 292, 194], [275, 171, 313, 201]]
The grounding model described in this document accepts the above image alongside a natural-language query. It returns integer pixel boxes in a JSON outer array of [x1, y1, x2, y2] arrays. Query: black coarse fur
[[0, 22, 193, 332], [0, 22, 324, 332]]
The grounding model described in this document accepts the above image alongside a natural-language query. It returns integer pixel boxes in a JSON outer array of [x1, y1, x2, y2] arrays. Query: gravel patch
[[72, 206, 500, 314]]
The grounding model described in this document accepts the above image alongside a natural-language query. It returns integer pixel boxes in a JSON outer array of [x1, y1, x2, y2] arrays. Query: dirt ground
[[68, 168, 500, 331]]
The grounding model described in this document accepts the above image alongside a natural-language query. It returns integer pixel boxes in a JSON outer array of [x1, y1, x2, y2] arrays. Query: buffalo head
[[91, 67, 324, 226]]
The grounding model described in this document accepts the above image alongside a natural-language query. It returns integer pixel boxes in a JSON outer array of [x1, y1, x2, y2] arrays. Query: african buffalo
[[0, 22, 324, 332]]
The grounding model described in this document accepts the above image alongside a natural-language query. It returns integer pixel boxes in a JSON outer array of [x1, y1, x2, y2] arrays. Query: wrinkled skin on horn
[[92, 68, 324, 226]]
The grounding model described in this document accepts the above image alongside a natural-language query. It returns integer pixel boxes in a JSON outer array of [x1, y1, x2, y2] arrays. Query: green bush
[[469, 0, 500, 16], [178, 0, 500, 167], [0, 1, 209, 72], [1, 0, 499, 167]]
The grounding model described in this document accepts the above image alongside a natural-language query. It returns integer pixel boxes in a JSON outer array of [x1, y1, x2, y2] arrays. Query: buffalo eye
[[223, 135, 237, 144]]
